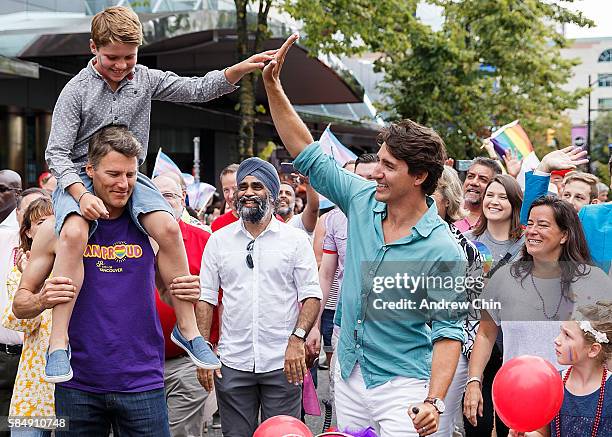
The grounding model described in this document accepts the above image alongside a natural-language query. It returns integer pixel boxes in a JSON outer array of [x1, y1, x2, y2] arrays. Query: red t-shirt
[[211, 210, 238, 232], [155, 220, 220, 358]]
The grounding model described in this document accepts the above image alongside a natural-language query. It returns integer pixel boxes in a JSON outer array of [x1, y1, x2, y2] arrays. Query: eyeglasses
[[0, 185, 21, 195], [161, 192, 182, 200], [246, 240, 254, 269]]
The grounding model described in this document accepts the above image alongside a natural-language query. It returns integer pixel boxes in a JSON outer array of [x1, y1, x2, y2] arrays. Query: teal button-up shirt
[[295, 143, 466, 388]]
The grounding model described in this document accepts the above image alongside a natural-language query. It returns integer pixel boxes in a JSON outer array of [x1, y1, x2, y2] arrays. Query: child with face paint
[[510, 301, 612, 437]]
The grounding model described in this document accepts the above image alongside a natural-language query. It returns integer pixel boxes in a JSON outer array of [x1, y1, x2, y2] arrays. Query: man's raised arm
[[262, 34, 313, 158]]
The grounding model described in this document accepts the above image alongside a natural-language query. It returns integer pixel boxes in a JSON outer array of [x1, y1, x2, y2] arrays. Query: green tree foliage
[[591, 111, 612, 185], [529, 114, 572, 158], [285, 0, 592, 159], [235, 0, 272, 160]]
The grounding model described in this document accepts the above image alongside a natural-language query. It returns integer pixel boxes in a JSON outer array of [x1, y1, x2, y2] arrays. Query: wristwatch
[[424, 397, 445, 414], [291, 327, 307, 341]]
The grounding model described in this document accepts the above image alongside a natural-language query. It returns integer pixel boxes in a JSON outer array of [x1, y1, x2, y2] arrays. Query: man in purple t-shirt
[[13, 126, 201, 436]]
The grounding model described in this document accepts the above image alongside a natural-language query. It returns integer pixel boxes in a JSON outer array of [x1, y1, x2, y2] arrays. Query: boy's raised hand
[[224, 50, 278, 84]]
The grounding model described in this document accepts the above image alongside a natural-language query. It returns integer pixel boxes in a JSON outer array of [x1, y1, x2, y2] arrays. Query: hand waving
[[503, 149, 523, 178], [263, 33, 299, 87], [537, 146, 588, 173]]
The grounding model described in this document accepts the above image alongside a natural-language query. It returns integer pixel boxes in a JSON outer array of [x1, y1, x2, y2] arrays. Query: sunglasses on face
[[246, 240, 254, 269]]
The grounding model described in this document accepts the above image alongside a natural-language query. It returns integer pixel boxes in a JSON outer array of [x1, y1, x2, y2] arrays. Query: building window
[[599, 49, 612, 62], [598, 73, 612, 87], [599, 98, 612, 110]]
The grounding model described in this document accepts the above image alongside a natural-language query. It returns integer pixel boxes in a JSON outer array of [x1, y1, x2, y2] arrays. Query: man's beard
[[276, 205, 293, 217], [464, 196, 482, 207], [463, 190, 482, 207], [236, 194, 271, 223]]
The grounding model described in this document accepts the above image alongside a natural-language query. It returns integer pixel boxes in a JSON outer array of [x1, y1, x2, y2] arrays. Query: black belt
[[0, 343, 22, 355]]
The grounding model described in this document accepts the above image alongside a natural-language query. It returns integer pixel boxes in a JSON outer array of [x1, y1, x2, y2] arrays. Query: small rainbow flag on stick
[[489, 120, 534, 160], [488, 119, 542, 191]]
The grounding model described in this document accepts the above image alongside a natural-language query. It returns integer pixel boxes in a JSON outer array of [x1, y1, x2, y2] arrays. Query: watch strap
[[424, 397, 444, 414]]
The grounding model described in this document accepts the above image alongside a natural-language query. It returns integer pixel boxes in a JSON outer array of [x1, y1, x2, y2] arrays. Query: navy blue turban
[[236, 157, 281, 200]]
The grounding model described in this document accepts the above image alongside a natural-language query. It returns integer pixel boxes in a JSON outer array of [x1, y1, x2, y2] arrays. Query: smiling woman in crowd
[[461, 174, 524, 437], [464, 196, 612, 435]]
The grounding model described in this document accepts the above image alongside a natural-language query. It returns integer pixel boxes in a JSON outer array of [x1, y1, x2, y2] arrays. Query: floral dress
[[1, 267, 55, 425]]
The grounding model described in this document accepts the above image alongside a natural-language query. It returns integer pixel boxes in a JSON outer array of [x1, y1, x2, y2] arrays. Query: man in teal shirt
[[263, 35, 466, 437]]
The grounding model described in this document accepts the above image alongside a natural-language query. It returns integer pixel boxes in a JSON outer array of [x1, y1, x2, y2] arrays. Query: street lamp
[[587, 73, 612, 159]]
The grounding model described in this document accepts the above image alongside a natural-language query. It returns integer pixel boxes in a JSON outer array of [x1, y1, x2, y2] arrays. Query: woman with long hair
[[460, 174, 524, 437], [432, 166, 485, 436], [466, 174, 525, 267], [2, 197, 55, 436], [464, 196, 612, 435]]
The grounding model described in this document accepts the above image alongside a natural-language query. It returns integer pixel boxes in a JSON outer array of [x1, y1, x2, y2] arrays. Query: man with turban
[[196, 157, 322, 436]]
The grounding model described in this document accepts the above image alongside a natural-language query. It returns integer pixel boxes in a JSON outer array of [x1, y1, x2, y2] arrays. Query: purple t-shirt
[[60, 211, 164, 393]]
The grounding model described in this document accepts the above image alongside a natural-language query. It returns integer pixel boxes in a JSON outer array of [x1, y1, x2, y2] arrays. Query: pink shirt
[[453, 217, 479, 233]]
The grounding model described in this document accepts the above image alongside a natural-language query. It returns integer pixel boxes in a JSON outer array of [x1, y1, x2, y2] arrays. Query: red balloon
[[492, 355, 564, 432], [254, 415, 313, 437]]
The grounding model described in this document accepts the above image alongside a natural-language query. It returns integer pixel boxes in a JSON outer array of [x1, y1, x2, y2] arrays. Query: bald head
[[154, 175, 181, 194], [160, 171, 185, 190], [153, 175, 184, 219], [0, 169, 22, 223], [0, 170, 21, 186]]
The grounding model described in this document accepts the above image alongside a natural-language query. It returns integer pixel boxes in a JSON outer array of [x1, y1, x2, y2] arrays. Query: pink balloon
[[254, 415, 313, 437], [493, 355, 564, 432]]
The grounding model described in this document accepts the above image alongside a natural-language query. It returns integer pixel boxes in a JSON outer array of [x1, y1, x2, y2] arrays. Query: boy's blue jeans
[[52, 170, 173, 237], [54, 386, 170, 437]]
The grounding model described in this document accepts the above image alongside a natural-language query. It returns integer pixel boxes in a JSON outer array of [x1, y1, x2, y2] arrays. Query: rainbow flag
[[489, 120, 534, 160], [489, 120, 543, 191]]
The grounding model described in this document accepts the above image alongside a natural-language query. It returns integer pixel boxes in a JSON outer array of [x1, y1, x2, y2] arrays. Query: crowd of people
[[0, 6, 611, 437]]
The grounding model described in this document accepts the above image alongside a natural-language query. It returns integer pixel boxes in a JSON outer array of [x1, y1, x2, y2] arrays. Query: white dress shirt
[[200, 217, 321, 373], [0, 209, 18, 230], [0, 220, 23, 345]]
